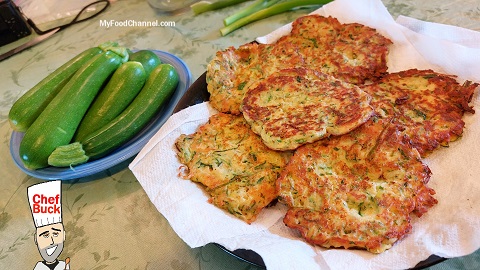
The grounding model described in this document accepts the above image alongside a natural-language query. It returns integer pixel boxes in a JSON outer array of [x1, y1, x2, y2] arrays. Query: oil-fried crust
[[175, 113, 290, 224], [277, 118, 437, 253], [241, 67, 374, 151], [362, 69, 477, 156], [206, 14, 392, 114], [206, 42, 305, 115], [277, 15, 392, 84]]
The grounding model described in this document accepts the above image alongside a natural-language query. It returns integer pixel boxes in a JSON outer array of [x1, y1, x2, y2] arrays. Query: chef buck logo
[[31, 194, 61, 214], [28, 181, 71, 270]]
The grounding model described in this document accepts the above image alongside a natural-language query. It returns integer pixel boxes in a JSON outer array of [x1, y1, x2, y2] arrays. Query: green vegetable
[[223, 0, 280, 26], [129, 50, 162, 77], [99, 41, 129, 62], [220, 0, 333, 36], [8, 47, 104, 132], [19, 50, 125, 170], [48, 63, 179, 166], [98, 41, 119, 51], [191, 0, 249, 15], [83, 63, 179, 160], [74, 61, 147, 142], [47, 142, 89, 167]]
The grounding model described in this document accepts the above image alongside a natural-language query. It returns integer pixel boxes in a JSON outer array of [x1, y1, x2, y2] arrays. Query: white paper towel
[[129, 0, 480, 269]]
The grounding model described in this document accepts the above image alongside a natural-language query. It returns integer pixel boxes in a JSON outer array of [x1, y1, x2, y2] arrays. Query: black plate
[[173, 71, 209, 113], [173, 71, 446, 269]]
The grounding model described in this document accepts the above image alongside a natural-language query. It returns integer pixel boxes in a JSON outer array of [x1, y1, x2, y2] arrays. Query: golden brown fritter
[[206, 42, 305, 115], [276, 15, 392, 84], [277, 117, 437, 253], [206, 15, 392, 115], [241, 67, 374, 151], [361, 69, 477, 156], [175, 113, 290, 224]]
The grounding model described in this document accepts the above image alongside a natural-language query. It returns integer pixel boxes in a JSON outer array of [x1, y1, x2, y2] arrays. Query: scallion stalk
[[219, 0, 333, 36], [191, 0, 250, 15], [223, 0, 281, 26]]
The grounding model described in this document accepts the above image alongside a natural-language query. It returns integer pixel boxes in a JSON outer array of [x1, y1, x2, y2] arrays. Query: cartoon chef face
[[35, 222, 66, 263], [28, 181, 66, 263]]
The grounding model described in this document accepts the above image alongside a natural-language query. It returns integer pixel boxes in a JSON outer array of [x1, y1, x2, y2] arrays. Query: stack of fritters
[[274, 69, 476, 253], [206, 15, 392, 115], [176, 14, 478, 253]]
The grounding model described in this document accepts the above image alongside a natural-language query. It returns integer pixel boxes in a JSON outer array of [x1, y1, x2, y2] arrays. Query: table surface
[[1, 0, 479, 269]]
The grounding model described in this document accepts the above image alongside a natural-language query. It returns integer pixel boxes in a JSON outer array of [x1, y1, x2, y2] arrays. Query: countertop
[[1, 0, 479, 269]]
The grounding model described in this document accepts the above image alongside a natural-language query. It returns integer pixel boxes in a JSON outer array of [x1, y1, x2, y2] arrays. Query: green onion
[[223, 0, 281, 26], [191, 0, 250, 15], [219, 0, 333, 36]]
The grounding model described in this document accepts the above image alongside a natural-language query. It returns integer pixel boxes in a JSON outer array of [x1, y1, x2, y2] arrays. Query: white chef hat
[[27, 181, 62, 228]]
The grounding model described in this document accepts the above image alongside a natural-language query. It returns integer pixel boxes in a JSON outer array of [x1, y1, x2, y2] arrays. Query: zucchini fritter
[[362, 69, 477, 156], [276, 15, 392, 84], [206, 14, 392, 115], [277, 117, 437, 253], [206, 42, 304, 115], [175, 113, 290, 224], [241, 67, 374, 151]]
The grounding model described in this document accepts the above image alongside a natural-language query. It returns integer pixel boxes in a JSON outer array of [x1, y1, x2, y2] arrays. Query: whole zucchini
[[8, 47, 103, 132], [82, 63, 179, 160], [73, 61, 147, 142], [48, 64, 179, 166], [19, 50, 124, 170], [129, 50, 162, 77]]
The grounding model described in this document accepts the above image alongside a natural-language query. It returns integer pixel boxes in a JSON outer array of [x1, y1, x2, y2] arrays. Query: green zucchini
[[48, 64, 179, 166], [73, 61, 147, 142], [129, 50, 162, 77], [8, 47, 103, 132], [83, 63, 179, 160], [19, 50, 124, 170]]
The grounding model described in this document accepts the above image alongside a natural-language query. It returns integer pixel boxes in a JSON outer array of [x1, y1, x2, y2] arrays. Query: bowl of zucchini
[[9, 42, 191, 180]]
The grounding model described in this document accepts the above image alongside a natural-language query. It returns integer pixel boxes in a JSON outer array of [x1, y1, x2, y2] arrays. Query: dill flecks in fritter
[[241, 67, 374, 151], [206, 14, 392, 115], [361, 69, 477, 157], [206, 41, 305, 115], [175, 113, 291, 224], [275, 14, 392, 84], [277, 117, 437, 253]]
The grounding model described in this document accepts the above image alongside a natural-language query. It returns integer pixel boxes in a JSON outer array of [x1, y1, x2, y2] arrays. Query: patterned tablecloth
[[0, 0, 479, 269]]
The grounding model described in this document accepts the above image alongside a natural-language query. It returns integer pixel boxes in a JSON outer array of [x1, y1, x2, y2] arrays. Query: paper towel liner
[[130, 0, 480, 269]]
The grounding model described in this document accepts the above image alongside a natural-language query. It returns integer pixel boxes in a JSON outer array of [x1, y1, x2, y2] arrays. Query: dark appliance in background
[[0, 0, 31, 46]]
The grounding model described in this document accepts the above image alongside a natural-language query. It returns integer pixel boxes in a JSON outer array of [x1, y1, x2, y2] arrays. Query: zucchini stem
[[220, 0, 333, 36], [98, 41, 119, 50], [191, 0, 250, 15], [48, 142, 89, 167], [98, 41, 129, 62]]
